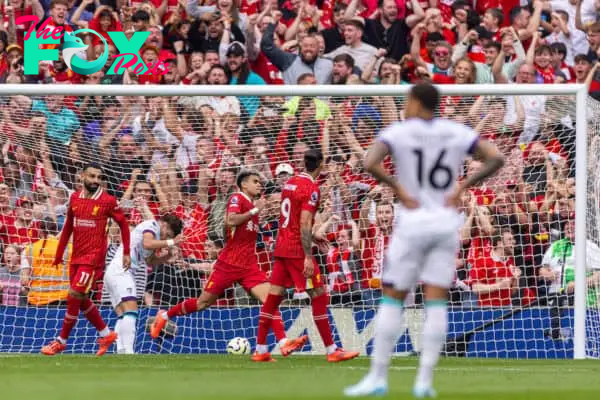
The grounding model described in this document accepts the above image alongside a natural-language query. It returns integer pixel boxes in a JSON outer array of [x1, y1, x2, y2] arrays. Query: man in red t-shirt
[[254, 149, 359, 363], [151, 171, 306, 356], [1, 196, 40, 246], [41, 163, 131, 356], [469, 230, 521, 307]]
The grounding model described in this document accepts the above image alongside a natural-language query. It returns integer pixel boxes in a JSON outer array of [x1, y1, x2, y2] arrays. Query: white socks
[[115, 318, 124, 353], [116, 312, 138, 354], [99, 327, 110, 338], [415, 301, 448, 390], [370, 297, 405, 382]]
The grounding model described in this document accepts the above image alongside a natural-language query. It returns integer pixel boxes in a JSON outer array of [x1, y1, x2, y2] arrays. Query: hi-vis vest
[[26, 237, 71, 306]]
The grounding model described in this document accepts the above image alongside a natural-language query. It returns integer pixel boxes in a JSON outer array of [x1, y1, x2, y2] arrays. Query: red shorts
[[270, 257, 323, 292], [204, 260, 268, 297], [69, 264, 100, 294]]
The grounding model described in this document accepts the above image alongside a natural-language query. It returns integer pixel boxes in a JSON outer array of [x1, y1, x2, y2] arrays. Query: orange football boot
[[280, 335, 308, 357], [41, 340, 67, 356], [150, 311, 168, 339], [251, 351, 276, 362], [96, 331, 118, 356], [327, 348, 360, 363]]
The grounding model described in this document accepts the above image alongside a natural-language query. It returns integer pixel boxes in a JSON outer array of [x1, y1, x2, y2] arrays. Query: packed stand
[[0, 0, 599, 312]]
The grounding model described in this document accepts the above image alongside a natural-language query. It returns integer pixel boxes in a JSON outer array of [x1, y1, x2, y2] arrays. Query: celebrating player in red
[[41, 163, 131, 356], [150, 170, 307, 357], [253, 149, 360, 363]]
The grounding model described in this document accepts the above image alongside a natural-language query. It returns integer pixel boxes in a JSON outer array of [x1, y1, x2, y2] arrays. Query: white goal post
[[0, 83, 590, 359]]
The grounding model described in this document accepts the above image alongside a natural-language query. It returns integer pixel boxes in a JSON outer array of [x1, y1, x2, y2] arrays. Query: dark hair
[[535, 44, 552, 56], [483, 41, 501, 52], [333, 2, 347, 13], [304, 149, 323, 173], [207, 64, 229, 83], [550, 42, 567, 57], [236, 169, 260, 190], [83, 162, 103, 173], [486, 8, 504, 25], [509, 6, 524, 25], [409, 83, 440, 113], [333, 53, 355, 69], [132, 10, 151, 23], [161, 214, 183, 236]]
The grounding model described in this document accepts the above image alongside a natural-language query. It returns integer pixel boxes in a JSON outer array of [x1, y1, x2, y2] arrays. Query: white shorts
[[382, 208, 461, 291], [104, 269, 137, 308]]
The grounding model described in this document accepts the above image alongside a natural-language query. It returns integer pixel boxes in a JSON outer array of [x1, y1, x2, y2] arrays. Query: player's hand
[[445, 189, 463, 209], [173, 234, 186, 245], [123, 255, 132, 271], [394, 185, 419, 209], [303, 257, 314, 278]]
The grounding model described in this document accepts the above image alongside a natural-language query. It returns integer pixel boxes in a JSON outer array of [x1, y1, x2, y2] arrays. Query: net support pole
[[574, 85, 588, 360]]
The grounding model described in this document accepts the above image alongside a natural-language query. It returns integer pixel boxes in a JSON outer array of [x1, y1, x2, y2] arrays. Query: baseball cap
[[275, 163, 294, 176], [226, 41, 246, 57], [16, 195, 33, 207], [6, 44, 23, 54]]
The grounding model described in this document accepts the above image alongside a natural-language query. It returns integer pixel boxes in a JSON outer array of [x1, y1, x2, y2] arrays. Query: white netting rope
[[0, 91, 598, 357]]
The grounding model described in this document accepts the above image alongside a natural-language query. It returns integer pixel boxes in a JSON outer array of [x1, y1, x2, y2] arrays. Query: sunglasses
[[434, 50, 449, 57]]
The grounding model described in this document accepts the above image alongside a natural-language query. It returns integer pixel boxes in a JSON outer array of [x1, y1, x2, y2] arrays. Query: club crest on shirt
[[309, 191, 318, 206], [231, 196, 239, 205], [92, 205, 100, 216]]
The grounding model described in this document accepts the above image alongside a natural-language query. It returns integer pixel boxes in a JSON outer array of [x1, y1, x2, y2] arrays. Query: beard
[[84, 181, 100, 193], [300, 52, 317, 64]]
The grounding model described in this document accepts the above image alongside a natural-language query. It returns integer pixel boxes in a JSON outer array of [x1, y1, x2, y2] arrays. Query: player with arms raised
[[150, 171, 307, 357], [344, 84, 504, 397], [105, 198, 184, 354], [41, 163, 132, 356], [253, 149, 360, 363]]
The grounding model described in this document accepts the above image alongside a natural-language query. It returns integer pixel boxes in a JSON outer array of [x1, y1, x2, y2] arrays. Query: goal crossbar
[[4, 83, 588, 359]]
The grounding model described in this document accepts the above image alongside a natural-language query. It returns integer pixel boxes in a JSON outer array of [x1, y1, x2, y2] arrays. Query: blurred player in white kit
[[344, 83, 504, 398]]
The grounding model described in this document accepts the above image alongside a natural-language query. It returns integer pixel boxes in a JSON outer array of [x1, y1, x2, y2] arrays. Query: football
[[227, 337, 251, 355]]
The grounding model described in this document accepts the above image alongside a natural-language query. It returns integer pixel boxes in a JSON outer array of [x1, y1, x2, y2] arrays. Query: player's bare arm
[[142, 231, 185, 250], [110, 198, 132, 270], [300, 209, 315, 277], [364, 141, 419, 209], [448, 140, 504, 207]]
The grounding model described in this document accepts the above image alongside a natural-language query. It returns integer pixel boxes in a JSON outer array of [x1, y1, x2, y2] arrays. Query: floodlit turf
[[1, 355, 599, 399]]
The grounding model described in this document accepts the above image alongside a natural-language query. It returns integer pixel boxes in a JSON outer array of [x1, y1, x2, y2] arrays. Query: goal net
[[0, 85, 598, 358]]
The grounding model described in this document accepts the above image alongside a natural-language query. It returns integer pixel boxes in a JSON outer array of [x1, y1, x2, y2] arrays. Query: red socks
[[167, 298, 199, 319], [312, 293, 334, 347], [80, 297, 107, 332], [271, 310, 286, 342], [257, 294, 283, 345], [59, 295, 81, 341]]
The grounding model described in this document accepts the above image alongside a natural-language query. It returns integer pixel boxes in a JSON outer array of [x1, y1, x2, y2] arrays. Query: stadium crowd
[[0, 0, 599, 316]]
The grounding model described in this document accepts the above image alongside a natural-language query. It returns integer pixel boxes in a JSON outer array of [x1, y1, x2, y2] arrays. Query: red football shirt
[[174, 203, 208, 260], [274, 173, 320, 259], [1, 218, 40, 246], [217, 192, 259, 268], [469, 252, 516, 307], [54, 189, 130, 268], [360, 224, 390, 289]]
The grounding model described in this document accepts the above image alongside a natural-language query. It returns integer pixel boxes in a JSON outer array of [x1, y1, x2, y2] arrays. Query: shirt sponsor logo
[[74, 218, 97, 228]]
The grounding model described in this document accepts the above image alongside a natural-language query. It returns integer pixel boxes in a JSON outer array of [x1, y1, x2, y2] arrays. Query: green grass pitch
[[1, 355, 599, 399]]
